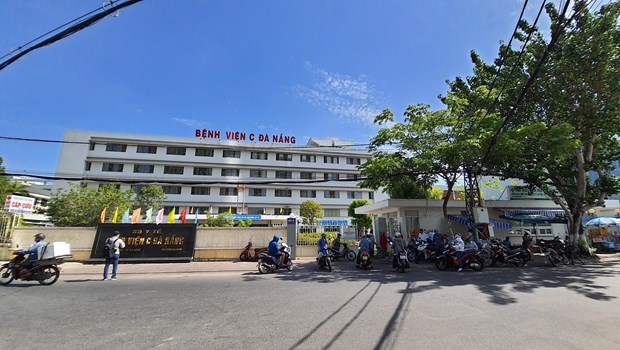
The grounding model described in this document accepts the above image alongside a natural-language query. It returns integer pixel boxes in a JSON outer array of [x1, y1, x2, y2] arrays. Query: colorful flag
[[112, 207, 119, 223], [167, 208, 176, 224], [156, 208, 164, 225], [145, 207, 153, 223], [121, 209, 130, 223], [228, 207, 232, 214], [100, 207, 107, 223], [194, 208, 200, 224], [131, 208, 142, 224], [180, 209, 187, 224]]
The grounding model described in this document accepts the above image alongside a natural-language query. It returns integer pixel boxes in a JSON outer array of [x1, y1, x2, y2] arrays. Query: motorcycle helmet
[[34, 233, 45, 239], [337, 233, 342, 237], [395, 232, 402, 237]]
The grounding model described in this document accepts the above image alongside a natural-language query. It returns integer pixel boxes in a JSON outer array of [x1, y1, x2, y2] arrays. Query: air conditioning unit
[[473, 207, 490, 224]]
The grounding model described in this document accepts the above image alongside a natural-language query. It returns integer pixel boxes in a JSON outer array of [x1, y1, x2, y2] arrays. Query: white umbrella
[[584, 217, 619, 227]]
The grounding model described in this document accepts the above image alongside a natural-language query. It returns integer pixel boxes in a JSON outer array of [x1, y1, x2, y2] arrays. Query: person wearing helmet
[[522, 230, 533, 248], [317, 233, 329, 267], [17, 233, 47, 277], [331, 233, 342, 255], [453, 233, 465, 272], [391, 232, 407, 271]]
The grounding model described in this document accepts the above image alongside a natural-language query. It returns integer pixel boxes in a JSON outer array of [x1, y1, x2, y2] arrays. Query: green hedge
[[297, 232, 357, 246]]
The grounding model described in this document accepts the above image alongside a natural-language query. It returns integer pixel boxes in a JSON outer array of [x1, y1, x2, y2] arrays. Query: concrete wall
[[7, 226, 289, 261]]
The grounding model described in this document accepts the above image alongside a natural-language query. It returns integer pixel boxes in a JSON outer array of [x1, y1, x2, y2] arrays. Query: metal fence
[[296, 224, 363, 246], [0, 213, 17, 243]]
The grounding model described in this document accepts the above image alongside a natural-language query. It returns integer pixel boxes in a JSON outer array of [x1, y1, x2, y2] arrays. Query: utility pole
[[463, 165, 489, 241]]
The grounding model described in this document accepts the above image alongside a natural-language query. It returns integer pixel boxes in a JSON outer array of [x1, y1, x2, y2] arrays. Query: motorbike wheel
[[0, 266, 14, 285], [37, 266, 60, 286], [490, 256, 498, 268], [325, 258, 331, 272], [470, 257, 485, 272], [258, 262, 269, 274], [239, 253, 249, 261], [515, 257, 526, 267], [414, 253, 423, 264], [286, 260, 294, 271], [407, 251, 415, 263], [435, 257, 448, 271], [560, 254, 570, 265], [346, 251, 356, 261], [548, 255, 560, 267]]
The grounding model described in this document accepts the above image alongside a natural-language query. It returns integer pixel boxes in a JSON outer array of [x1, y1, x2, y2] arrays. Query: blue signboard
[[320, 219, 349, 226], [233, 214, 262, 221]]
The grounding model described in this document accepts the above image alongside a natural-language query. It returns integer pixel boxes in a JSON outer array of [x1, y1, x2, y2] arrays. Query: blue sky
[[0, 0, 577, 175]]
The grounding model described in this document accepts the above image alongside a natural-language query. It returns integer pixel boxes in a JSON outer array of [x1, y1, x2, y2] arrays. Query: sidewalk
[[60, 260, 263, 277]]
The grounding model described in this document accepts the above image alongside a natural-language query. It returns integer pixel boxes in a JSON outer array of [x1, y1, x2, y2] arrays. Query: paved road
[[1, 259, 619, 350]]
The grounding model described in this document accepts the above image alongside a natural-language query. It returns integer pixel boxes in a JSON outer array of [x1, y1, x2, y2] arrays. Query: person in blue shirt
[[356, 234, 372, 267], [18, 233, 47, 277], [317, 233, 329, 267], [268, 235, 283, 266], [503, 237, 513, 249]]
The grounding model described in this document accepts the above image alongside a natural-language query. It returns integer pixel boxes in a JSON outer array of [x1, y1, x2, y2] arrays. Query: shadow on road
[[243, 259, 619, 306]]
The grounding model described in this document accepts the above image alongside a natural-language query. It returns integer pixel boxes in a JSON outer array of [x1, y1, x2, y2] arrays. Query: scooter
[[490, 245, 527, 267], [1, 252, 63, 285], [435, 247, 484, 272], [318, 248, 332, 272], [357, 251, 373, 270], [395, 251, 410, 273], [257, 242, 293, 273], [239, 240, 267, 261], [330, 243, 357, 261]]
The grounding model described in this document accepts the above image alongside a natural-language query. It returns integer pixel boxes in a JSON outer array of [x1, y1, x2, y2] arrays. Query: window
[[275, 171, 292, 179], [130, 184, 145, 194], [324, 173, 340, 180], [134, 164, 154, 173], [276, 153, 292, 161], [162, 185, 182, 195], [137, 145, 157, 154], [251, 152, 268, 160], [300, 190, 316, 198], [164, 206, 179, 215], [324, 156, 339, 164], [166, 147, 186, 155], [250, 170, 267, 178], [300, 154, 316, 163], [164, 166, 184, 175], [249, 188, 266, 197], [221, 168, 240, 177], [347, 191, 363, 199], [99, 183, 121, 190], [248, 207, 264, 215], [346, 157, 361, 165], [275, 208, 292, 215], [218, 207, 237, 214], [275, 189, 292, 197], [195, 148, 214, 157], [220, 187, 238, 196], [223, 150, 241, 158], [85, 161, 91, 171], [300, 172, 315, 180], [346, 174, 358, 180], [89, 142, 95, 150], [106, 144, 127, 152], [324, 191, 340, 199], [191, 187, 211, 195], [193, 167, 212, 176], [369, 192, 374, 200], [324, 209, 341, 217], [102, 163, 124, 172]]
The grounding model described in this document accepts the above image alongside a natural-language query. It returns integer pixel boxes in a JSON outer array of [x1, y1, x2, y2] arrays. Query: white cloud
[[294, 62, 382, 125], [171, 117, 206, 128]]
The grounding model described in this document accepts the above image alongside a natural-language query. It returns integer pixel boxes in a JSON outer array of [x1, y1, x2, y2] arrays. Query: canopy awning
[[502, 209, 565, 217], [447, 215, 512, 229]]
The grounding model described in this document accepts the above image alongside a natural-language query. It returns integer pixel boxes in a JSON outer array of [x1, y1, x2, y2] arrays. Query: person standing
[[103, 230, 126, 281], [454, 233, 465, 272]]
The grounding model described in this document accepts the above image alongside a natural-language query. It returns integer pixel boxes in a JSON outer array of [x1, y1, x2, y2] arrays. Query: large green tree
[[133, 185, 166, 211], [47, 183, 133, 226], [300, 200, 323, 225], [348, 199, 373, 233], [479, 1, 620, 240], [0, 157, 29, 205]]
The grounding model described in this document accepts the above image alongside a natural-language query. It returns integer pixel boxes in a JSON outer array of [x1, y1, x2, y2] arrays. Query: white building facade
[[55, 130, 374, 226]]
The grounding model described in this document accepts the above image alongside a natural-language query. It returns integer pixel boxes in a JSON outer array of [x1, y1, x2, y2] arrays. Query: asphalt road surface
[[1, 260, 619, 350]]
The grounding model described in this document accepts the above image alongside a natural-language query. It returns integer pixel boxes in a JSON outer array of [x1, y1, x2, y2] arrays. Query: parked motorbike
[[0, 252, 63, 286], [257, 242, 293, 273], [406, 241, 418, 262], [239, 240, 267, 261], [414, 241, 437, 264], [435, 247, 484, 272], [318, 248, 332, 272], [330, 243, 357, 261], [490, 245, 527, 267]]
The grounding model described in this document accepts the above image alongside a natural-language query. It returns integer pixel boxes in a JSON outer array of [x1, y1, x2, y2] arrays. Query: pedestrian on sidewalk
[[103, 230, 126, 281]]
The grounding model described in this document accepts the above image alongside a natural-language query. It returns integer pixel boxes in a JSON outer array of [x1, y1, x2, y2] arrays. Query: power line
[[0, 0, 143, 72]]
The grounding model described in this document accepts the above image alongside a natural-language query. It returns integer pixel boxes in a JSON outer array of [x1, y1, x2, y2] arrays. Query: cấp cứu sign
[[90, 224, 197, 262]]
